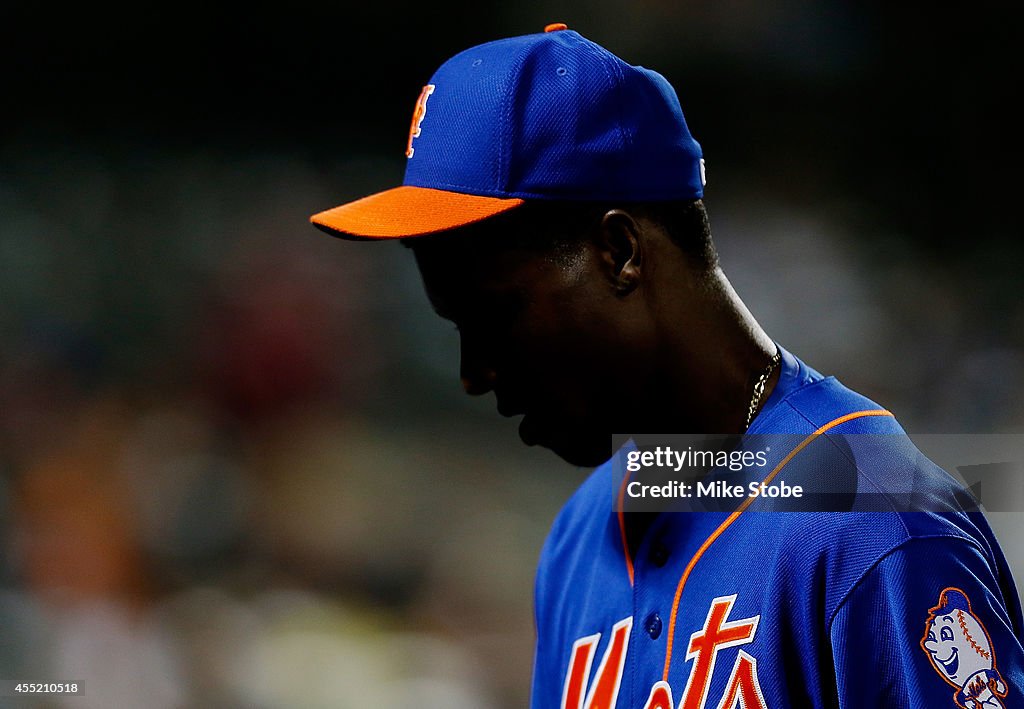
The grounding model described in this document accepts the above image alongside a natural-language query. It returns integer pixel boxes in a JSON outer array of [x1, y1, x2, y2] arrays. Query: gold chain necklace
[[745, 349, 781, 430]]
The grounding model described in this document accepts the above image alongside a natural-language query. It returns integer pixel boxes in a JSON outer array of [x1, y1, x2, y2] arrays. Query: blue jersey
[[531, 346, 1024, 708]]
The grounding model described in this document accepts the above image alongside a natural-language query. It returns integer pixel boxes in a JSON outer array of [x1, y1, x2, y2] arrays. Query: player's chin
[[520, 417, 612, 467], [553, 443, 614, 468]]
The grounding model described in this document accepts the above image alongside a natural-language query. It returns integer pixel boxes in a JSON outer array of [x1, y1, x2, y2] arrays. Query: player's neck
[[650, 267, 778, 434]]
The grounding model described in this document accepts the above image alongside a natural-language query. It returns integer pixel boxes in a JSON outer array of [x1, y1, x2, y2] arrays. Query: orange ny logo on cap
[[406, 84, 436, 158]]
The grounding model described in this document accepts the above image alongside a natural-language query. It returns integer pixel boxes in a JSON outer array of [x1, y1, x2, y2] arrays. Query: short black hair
[[403, 198, 718, 270], [635, 199, 718, 270]]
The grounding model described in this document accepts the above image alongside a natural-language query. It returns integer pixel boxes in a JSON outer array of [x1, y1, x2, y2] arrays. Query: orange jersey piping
[[661, 409, 894, 681]]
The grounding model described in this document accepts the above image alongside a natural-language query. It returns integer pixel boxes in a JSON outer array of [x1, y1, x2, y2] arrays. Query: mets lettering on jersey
[[531, 347, 1024, 707], [562, 596, 764, 709]]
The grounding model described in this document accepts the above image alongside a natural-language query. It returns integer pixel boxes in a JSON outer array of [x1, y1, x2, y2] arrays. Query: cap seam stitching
[[406, 178, 516, 195], [500, 44, 527, 193], [573, 37, 631, 183], [403, 180, 697, 200], [602, 46, 632, 155]]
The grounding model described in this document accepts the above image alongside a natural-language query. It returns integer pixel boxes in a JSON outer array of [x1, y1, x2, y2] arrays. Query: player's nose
[[461, 366, 496, 396], [459, 339, 497, 396]]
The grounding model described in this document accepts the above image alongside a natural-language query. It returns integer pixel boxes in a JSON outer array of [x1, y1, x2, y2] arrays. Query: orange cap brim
[[310, 185, 526, 240]]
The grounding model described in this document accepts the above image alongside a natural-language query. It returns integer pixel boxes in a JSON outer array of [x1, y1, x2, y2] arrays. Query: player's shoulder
[[750, 349, 1004, 601], [754, 348, 969, 513], [751, 345, 895, 436]]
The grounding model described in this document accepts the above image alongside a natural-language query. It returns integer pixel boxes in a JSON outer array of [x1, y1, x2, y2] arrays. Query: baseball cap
[[310, 23, 705, 240]]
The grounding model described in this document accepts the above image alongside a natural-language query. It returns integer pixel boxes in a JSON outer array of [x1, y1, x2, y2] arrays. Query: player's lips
[[496, 397, 542, 444], [497, 401, 524, 418], [519, 414, 543, 446], [934, 647, 959, 676]]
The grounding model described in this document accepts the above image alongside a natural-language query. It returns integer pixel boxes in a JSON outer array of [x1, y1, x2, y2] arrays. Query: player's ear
[[594, 208, 642, 295]]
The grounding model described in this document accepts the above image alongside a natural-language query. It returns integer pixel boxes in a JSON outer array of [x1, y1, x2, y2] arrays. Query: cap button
[[544, 23, 568, 32]]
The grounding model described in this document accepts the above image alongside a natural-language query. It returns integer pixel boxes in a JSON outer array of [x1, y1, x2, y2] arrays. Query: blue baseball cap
[[311, 24, 705, 239]]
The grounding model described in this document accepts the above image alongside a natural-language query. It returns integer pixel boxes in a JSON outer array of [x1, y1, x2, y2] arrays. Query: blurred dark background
[[1, 2, 1022, 706]]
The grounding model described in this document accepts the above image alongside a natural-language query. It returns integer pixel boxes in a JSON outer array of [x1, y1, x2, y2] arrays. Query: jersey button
[[650, 543, 670, 567], [645, 612, 663, 640]]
